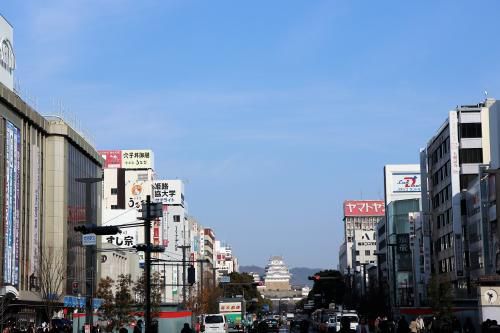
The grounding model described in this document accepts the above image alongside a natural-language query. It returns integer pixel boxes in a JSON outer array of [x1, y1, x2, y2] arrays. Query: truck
[[218, 298, 246, 333]]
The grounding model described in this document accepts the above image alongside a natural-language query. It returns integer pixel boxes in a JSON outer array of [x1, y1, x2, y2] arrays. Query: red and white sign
[[99, 150, 122, 168], [219, 302, 242, 313], [343, 200, 385, 217]]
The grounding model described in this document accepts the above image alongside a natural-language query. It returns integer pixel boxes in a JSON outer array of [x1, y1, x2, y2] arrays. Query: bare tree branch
[[37, 247, 65, 321]]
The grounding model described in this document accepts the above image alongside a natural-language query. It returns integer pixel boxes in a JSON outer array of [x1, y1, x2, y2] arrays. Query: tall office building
[[382, 165, 422, 307], [420, 99, 497, 298], [339, 200, 384, 274]]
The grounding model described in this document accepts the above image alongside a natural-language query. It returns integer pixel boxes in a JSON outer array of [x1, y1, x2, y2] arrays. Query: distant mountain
[[239, 265, 324, 287], [239, 265, 265, 276]]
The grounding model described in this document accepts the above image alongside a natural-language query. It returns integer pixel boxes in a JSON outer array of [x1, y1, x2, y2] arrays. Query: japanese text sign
[[152, 180, 184, 205], [122, 150, 153, 169], [343, 200, 385, 217], [396, 233, 411, 254]]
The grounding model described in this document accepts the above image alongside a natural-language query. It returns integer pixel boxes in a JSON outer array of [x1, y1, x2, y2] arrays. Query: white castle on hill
[[264, 256, 292, 291]]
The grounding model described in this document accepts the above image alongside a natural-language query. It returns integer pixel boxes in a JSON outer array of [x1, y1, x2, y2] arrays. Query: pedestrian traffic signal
[[188, 265, 196, 285], [74, 224, 121, 235]]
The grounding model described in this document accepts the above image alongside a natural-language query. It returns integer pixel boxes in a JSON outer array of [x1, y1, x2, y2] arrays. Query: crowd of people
[[357, 315, 499, 333]]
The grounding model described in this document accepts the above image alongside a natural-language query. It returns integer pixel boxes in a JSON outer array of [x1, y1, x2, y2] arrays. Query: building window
[[460, 174, 477, 190], [111, 188, 118, 195], [459, 123, 482, 138], [365, 250, 370, 256], [459, 148, 483, 164], [355, 251, 360, 255], [111, 204, 119, 210], [173, 215, 181, 222]]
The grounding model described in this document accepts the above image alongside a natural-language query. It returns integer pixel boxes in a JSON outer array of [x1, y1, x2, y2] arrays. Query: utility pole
[[178, 245, 191, 305], [76, 177, 102, 330], [144, 195, 152, 333], [135, 196, 164, 333]]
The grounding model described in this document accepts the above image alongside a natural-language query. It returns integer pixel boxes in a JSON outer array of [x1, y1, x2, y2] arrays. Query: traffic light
[[188, 265, 196, 285], [133, 244, 165, 253], [308, 275, 321, 281], [74, 224, 121, 235]]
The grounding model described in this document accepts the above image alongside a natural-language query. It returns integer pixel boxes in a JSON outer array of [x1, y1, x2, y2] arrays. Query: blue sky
[[2, 0, 500, 268]]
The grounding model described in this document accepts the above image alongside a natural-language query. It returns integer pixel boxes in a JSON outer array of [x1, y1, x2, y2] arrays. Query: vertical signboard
[[449, 111, 464, 276], [3, 121, 20, 285], [162, 205, 169, 247], [30, 145, 41, 278]]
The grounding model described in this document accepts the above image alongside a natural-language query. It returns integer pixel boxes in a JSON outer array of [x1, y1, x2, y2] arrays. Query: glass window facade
[[66, 143, 101, 295]]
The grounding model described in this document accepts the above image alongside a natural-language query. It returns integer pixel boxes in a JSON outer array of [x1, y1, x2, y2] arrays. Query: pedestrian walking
[[133, 320, 142, 333], [463, 317, 475, 333], [416, 316, 425, 333], [409, 319, 418, 333], [181, 323, 193, 333], [397, 317, 409, 333], [356, 318, 370, 333], [452, 317, 462, 333], [487, 320, 500, 333]]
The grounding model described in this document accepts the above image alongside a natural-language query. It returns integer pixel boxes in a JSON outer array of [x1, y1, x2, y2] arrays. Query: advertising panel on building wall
[[152, 180, 184, 206], [99, 150, 122, 168], [0, 16, 15, 90], [30, 145, 41, 279], [344, 200, 385, 217], [102, 209, 138, 248], [392, 174, 421, 192], [3, 121, 20, 286], [121, 150, 154, 169], [449, 111, 464, 276]]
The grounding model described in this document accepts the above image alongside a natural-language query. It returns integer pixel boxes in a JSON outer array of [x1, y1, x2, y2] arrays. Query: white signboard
[[82, 234, 97, 246], [219, 302, 242, 313], [0, 16, 14, 90], [121, 150, 153, 169], [152, 180, 184, 206], [393, 174, 421, 192]]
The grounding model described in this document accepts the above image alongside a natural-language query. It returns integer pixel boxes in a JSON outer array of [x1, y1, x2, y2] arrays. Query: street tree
[[133, 271, 162, 317], [114, 274, 134, 327], [37, 247, 66, 321], [428, 274, 453, 321], [96, 277, 115, 332]]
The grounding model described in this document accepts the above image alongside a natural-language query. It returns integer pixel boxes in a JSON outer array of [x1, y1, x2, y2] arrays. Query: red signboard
[[98, 150, 122, 168], [343, 200, 385, 217]]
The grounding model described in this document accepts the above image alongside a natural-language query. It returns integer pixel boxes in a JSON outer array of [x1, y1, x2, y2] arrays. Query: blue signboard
[[64, 296, 103, 309]]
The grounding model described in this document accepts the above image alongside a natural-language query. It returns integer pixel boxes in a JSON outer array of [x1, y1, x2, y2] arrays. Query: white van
[[341, 313, 359, 331], [202, 314, 228, 333]]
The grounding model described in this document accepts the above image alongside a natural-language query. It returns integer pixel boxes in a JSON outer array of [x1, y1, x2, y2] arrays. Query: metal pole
[[212, 267, 216, 290], [145, 195, 152, 333], [180, 245, 189, 305], [85, 182, 94, 328], [76, 177, 101, 329], [392, 245, 397, 308], [200, 260, 204, 300]]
